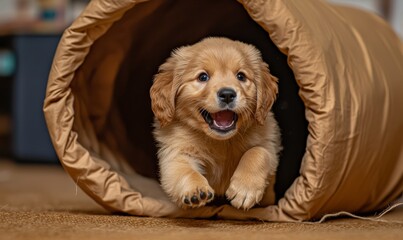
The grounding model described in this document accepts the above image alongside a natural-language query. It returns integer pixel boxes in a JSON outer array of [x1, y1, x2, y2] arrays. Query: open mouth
[[200, 109, 238, 133]]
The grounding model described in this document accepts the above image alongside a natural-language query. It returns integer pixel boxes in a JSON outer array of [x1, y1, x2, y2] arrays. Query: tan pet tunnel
[[43, 0, 403, 221]]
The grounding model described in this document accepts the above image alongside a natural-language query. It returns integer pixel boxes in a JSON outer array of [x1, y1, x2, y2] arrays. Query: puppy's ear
[[150, 46, 191, 127], [150, 58, 177, 127], [255, 63, 278, 125]]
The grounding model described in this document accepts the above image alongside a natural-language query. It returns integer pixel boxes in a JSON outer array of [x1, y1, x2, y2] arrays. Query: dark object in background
[[0, 36, 15, 157], [12, 35, 59, 162]]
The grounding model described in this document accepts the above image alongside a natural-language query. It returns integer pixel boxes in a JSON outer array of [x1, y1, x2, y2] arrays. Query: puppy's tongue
[[211, 110, 235, 128]]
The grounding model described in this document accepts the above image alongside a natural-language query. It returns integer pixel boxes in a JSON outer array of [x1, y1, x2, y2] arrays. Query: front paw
[[181, 186, 214, 209], [225, 177, 267, 210], [170, 179, 215, 209]]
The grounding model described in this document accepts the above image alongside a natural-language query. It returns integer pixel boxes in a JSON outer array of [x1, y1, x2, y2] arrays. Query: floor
[[0, 159, 402, 240]]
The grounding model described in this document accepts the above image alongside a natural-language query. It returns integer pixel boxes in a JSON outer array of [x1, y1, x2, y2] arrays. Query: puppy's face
[[151, 38, 278, 140]]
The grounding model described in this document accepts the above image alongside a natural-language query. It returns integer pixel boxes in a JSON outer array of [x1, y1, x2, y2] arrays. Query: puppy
[[150, 37, 281, 210]]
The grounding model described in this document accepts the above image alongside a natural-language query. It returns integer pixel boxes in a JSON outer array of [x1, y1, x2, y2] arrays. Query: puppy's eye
[[198, 72, 210, 82], [236, 72, 246, 81]]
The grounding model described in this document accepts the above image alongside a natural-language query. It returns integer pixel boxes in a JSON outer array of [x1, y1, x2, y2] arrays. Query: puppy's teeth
[[213, 120, 235, 129], [211, 110, 237, 130]]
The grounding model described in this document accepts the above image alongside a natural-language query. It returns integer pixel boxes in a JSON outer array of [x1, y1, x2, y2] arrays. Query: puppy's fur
[[150, 37, 281, 210]]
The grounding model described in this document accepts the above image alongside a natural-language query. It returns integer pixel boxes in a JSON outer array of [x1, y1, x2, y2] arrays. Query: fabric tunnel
[[43, 0, 403, 222]]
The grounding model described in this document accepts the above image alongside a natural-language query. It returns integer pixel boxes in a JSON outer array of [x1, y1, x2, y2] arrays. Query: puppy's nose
[[218, 88, 237, 104]]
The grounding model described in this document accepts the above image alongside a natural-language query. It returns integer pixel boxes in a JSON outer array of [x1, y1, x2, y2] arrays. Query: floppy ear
[[150, 59, 176, 127], [150, 46, 192, 127], [255, 63, 279, 125]]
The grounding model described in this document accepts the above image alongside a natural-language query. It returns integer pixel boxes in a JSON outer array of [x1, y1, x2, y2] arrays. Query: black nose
[[218, 88, 237, 104]]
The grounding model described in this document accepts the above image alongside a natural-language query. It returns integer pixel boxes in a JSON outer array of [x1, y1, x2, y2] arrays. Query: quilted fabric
[[44, 0, 403, 221]]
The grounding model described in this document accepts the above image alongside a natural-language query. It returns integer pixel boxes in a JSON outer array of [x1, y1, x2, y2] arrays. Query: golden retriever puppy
[[150, 37, 281, 210]]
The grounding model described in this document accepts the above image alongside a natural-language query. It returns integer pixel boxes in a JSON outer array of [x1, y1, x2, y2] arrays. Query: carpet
[[0, 159, 402, 240]]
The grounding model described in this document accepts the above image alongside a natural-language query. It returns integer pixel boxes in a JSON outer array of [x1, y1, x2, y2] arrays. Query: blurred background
[[0, 0, 89, 162], [0, 0, 402, 163]]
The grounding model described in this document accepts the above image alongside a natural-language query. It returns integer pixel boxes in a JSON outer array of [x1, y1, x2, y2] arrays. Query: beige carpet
[[0, 159, 402, 240]]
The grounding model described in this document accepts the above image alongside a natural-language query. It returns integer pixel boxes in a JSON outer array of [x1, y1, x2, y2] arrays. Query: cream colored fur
[[150, 37, 281, 210]]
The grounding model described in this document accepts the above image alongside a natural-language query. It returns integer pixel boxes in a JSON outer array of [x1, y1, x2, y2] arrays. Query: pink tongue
[[212, 110, 234, 127]]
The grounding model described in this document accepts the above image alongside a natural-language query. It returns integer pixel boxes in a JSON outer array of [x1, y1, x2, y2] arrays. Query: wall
[[328, 0, 403, 37]]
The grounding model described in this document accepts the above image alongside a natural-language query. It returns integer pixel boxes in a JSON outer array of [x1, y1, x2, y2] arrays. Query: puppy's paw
[[166, 173, 215, 209], [176, 184, 214, 209], [225, 177, 267, 211]]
